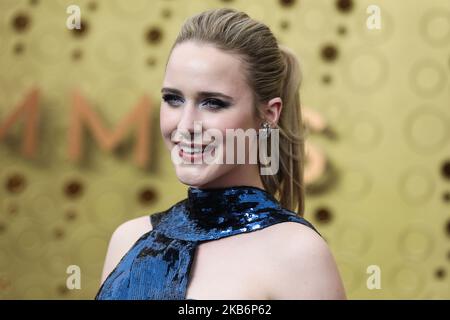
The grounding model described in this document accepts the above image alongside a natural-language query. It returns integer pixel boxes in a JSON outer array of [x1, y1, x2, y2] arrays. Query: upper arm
[[100, 215, 153, 285], [268, 223, 347, 300]]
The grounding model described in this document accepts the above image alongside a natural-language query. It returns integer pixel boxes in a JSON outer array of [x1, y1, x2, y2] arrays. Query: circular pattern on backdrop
[[29, 23, 68, 65], [321, 73, 332, 85], [12, 218, 48, 260], [298, 2, 331, 38], [4, 172, 26, 194], [91, 191, 127, 230], [71, 48, 83, 61], [409, 59, 447, 97], [22, 181, 59, 226], [337, 164, 372, 200], [335, 0, 354, 13], [342, 49, 389, 93], [85, 180, 128, 232], [404, 106, 449, 153], [145, 26, 163, 45], [87, 1, 98, 12], [13, 42, 25, 55], [64, 206, 78, 222], [1, 167, 28, 194], [316, 95, 348, 126], [398, 225, 434, 261], [420, 8, 450, 47], [11, 11, 31, 33], [138, 186, 158, 206], [442, 191, 450, 203], [69, 226, 108, 278], [63, 178, 84, 200], [39, 246, 73, 276], [97, 77, 141, 118], [337, 25, 347, 36], [434, 267, 446, 280], [398, 166, 435, 205], [279, 0, 297, 8], [161, 8, 172, 19], [441, 160, 450, 180], [347, 112, 382, 151], [96, 31, 134, 71], [31, 194, 58, 224], [335, 221, 372, 256], [313, 206, 333, 224], [320, 43, 339, 62], [390, 264, 425, 299], [146, 56, 157, 67]]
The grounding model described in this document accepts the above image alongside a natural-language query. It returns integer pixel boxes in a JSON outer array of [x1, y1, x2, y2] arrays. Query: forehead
[[164, 41, 249, 96]]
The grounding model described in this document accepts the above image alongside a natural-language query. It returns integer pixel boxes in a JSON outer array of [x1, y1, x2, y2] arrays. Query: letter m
[[68, 90, 153, 168], [0, 88, 40, 158]]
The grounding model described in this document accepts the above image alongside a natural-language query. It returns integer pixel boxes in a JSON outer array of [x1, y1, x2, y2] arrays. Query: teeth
[[180, 145, 204, 154]]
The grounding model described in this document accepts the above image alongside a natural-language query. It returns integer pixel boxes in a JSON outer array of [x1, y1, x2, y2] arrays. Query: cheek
[[210, 108, 256, 131], [160, 105, 178, 141]]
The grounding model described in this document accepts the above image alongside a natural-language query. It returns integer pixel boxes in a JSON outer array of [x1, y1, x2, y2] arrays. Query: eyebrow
[[161, 87, 235, 102]]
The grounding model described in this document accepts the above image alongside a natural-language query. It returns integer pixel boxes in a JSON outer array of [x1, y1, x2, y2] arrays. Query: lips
[[178, 142, 208, 154]]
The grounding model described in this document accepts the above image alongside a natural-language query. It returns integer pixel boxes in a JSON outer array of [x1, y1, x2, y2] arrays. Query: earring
[[260, 121, 272, 138]]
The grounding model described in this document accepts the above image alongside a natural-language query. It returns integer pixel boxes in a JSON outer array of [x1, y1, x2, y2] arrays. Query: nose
[[176, 102, 201, 141]]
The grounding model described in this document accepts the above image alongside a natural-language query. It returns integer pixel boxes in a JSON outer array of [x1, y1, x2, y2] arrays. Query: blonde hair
[[170, 8, 305, 216]]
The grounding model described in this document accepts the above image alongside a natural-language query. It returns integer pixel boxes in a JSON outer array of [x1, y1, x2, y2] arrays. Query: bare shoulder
[[262, 221, 347, 300], [100, 215, 153, 285]]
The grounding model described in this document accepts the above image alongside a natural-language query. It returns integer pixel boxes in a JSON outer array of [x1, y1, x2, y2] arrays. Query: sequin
[[95, 185, 321, 300]]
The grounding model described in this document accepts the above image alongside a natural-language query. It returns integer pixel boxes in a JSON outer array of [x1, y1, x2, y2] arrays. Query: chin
[[175, 166, 209, 187], [175, 164, 231, 188]]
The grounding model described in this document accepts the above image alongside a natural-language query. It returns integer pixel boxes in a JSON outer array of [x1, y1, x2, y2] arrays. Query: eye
[[162, 94, 184, 107], [201, 98, 230, 110]]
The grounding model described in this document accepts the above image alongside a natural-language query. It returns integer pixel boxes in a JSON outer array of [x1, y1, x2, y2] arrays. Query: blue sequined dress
[[95, 185, 321, 300]]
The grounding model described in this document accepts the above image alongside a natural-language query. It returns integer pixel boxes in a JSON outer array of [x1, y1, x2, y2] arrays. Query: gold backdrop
[[0, 0, 449, 299]]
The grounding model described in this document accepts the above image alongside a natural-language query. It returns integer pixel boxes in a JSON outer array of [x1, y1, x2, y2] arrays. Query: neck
[[191, 164, 265, 190]]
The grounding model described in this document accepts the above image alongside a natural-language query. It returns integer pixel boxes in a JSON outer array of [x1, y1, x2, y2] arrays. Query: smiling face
[[160, 41, 263, 188]]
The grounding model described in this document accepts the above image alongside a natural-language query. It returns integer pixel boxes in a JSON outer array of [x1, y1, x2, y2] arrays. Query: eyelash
[[162, 94, 230, 110]]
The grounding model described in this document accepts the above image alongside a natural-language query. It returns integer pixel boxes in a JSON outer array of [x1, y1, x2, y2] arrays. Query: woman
[[96, 8, 346, 300]]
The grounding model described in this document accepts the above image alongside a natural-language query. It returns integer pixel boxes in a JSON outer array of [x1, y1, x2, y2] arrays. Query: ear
[[261, 97, 283, 127]]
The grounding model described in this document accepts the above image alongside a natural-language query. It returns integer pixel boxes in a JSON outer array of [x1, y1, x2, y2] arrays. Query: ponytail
[[260, 45, 305, 216]]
